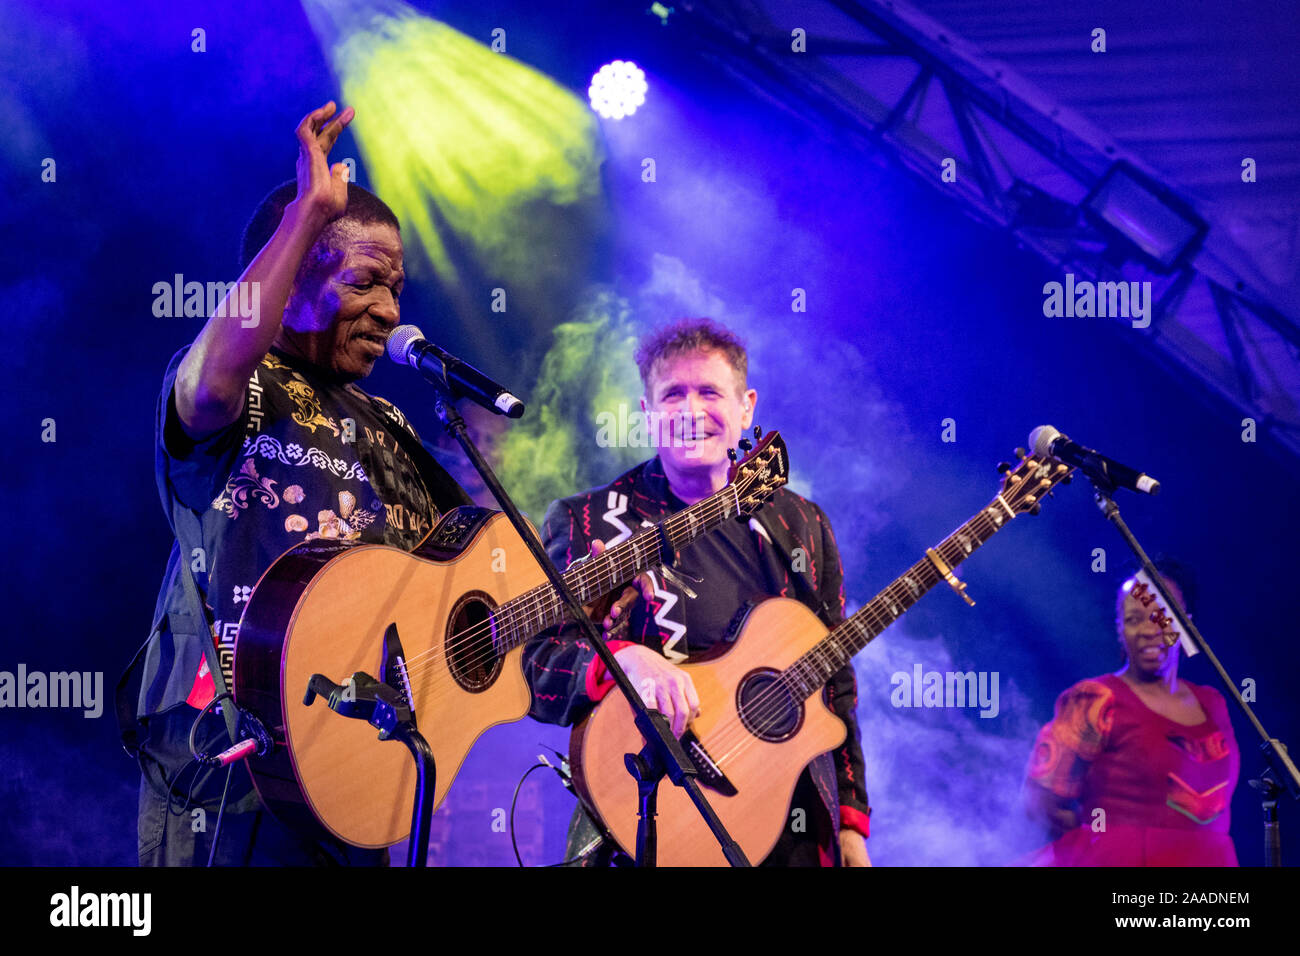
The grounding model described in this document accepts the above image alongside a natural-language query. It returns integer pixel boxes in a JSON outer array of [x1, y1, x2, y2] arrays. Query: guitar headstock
[[996, 448, 1074, 516], [727, 430, 789, 514]]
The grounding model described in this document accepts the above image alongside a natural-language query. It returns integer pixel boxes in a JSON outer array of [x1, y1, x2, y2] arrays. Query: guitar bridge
[[680, 729, 737, 797], [381, 623, 417, 727]]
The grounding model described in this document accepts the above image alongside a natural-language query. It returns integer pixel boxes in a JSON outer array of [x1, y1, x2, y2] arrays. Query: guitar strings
[[706, 508, 1007, 766], [398, 486, 741, 685], [716, 473, 1047, 754], [400, 459, 770, 698], [401, 484, 756, 712], [700, 506, 1011, 765], [396, 485, 738, 683], [702, 494, 1041, 768]]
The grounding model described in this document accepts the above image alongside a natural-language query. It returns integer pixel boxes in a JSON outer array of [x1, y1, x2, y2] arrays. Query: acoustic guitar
[[233, 432, 789, 848], [571, 450, 1073, 865]]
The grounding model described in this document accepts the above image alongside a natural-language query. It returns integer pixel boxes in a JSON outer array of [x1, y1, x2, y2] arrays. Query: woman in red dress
[[1023, 565, 1239, 866]]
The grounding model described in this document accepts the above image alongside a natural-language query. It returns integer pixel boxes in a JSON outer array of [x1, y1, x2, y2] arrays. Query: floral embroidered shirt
[[144, 345, 464, 715]]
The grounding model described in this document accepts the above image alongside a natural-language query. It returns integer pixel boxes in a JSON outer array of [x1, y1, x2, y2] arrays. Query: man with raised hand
[[129, 103, 470, 866]]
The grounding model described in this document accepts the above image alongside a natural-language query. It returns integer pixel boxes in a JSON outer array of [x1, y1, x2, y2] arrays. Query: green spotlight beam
[[494, 288, 645, 519], [301, 0, 606, 321]]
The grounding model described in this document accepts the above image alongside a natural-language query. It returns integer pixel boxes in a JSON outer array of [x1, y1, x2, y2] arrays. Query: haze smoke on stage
[[852, 624, 1049, 865], [492, 287, 644, 520]]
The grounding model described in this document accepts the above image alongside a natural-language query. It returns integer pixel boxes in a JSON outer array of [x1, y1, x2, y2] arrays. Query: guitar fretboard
[[781, 493, 1021, 699], [493, 483, 750, 652]]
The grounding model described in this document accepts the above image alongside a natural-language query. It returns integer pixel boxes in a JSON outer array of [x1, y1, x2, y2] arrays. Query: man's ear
[[741, 387, 758, 430]]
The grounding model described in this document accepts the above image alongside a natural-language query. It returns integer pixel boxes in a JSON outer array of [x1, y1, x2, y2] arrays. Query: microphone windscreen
[[1029, 425, 1062, 457], [386, 325, 425, 365]]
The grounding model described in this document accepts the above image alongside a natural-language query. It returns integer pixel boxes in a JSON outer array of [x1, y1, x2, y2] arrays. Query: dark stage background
[[2, 0, 1297, 867]]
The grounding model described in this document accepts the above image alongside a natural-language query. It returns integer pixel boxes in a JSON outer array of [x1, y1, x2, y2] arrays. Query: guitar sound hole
[[736, 669, 803, 742], [446, 591, 501, 692]]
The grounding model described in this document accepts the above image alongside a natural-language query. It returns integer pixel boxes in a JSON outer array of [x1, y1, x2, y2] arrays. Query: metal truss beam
[[671, 0, 1300, 460]]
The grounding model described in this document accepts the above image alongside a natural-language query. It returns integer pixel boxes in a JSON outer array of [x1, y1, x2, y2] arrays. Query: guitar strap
[[114, 506, 242, 767], [175, 505, 242, 737], [118, 368, 242, 765]]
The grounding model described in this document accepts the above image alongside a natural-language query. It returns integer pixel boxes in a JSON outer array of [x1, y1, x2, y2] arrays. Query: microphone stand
[[1082, 466, 1299, 866], [421, 372, 749, 867]]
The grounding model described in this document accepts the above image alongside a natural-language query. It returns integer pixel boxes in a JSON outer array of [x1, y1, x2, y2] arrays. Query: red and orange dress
[[1026, 673, 1239, 866]]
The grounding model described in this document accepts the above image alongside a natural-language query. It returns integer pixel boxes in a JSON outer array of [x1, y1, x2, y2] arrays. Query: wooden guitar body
[[571, 597, 847, 867], [234, 507, 543, 849]]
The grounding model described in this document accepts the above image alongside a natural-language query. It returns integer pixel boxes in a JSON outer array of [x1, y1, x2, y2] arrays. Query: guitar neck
[[782, 493, 1020, 698], [496, 483, 748, 652]]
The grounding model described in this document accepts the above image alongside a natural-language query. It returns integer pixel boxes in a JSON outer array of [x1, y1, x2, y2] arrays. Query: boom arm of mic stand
[[422, 374, 750, 867]]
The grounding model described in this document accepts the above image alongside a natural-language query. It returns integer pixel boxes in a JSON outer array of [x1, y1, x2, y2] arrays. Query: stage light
[[588, 60, 648, 120], [1082, 161, 1207, 272], [649, 3, 675, 26]]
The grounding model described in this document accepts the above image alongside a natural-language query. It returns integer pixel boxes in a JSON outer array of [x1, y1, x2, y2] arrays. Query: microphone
[[1029, 425, 1160, 495], [386, 325, 525, 418]]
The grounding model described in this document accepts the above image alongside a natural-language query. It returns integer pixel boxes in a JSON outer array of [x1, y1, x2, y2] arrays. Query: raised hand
[[294, 101, 355, 227]]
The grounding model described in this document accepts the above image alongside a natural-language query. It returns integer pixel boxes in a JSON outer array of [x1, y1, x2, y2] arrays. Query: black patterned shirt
[[144, 345, 462, 714]]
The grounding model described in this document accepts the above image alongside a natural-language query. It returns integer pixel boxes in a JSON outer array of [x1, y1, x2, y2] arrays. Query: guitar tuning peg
[[738, 438, 754, 452], [728, 448, 739, 463], [1061, 474, 1073, 485], [753, 426, 762, 439], [1029, 503, 1041, 516], [1014, 447, 1027, 459], [996, 461, 1012, 474]]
